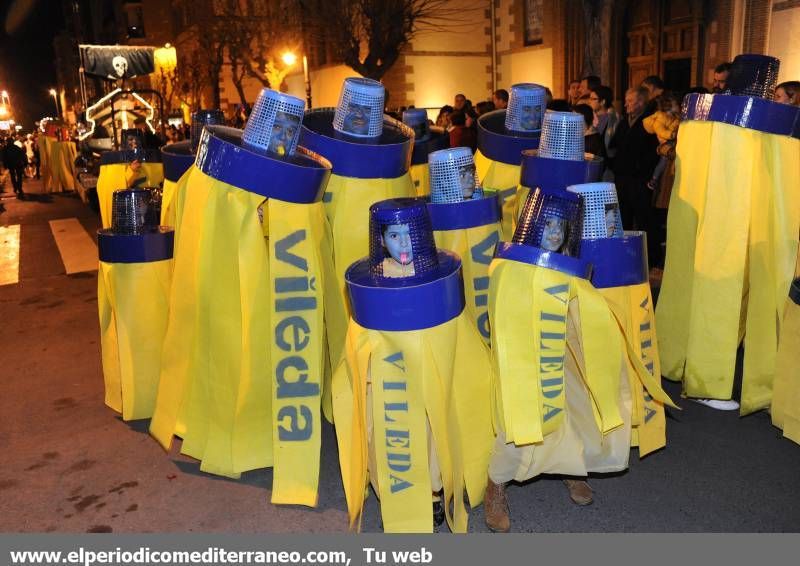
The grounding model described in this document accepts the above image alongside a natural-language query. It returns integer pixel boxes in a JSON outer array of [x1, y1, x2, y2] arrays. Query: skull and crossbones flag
[[80, 45, 156, 81]]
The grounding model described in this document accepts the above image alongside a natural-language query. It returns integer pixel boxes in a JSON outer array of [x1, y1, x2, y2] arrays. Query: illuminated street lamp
[[281, 52, 297, 66], [49, 88, 60, 117]]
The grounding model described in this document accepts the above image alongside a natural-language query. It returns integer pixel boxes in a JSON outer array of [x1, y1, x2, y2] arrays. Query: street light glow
[[49, 88, 57, 96], [282, 52, 297, 66]]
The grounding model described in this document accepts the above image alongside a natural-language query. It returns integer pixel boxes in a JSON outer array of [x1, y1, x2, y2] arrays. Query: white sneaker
[[691, 398, 740, 411]]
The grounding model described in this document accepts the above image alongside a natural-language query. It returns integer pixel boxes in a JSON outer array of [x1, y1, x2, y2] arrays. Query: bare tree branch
[[305, 0, 479, 80]]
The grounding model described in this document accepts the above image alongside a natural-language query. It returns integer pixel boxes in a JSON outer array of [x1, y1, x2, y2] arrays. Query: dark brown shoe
[[563, 479, 593, 506], [484, 478, 510, 533]]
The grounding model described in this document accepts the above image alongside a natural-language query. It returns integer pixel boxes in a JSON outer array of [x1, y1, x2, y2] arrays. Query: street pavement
[[1, 179, 798, 533]]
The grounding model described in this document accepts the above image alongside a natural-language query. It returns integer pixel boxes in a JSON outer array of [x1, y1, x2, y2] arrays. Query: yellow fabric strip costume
[[97, 150, 165, 229], [581, 234, 666, 456], [488, 244, 675, 483], [98, 228, 174, 421], [299, 109, 416, 410], [656, 94, 800, 413], [159, 141, 195, 233], [333, 200, 494, 533], [149, 125, 334, 507], [429, 193, 502, 346], [45, 140, 79, 194], [771, 278, 800, 445], [475, 111, 541, 248]]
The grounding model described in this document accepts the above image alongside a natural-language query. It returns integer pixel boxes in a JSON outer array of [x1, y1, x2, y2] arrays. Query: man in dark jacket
[[610, 86, 660, 264], [4, 137, 28, 198]]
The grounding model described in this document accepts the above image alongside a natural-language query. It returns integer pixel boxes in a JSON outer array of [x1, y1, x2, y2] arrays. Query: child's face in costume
[[382, 223, 413, 265], [458, 164, 477, 199], [541, 216, 566, 252], [268, 111, 300, 156]]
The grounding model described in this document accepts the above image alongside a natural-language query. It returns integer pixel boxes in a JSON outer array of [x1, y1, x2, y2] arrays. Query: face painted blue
[[541, 216, 567, 252], [382, 223, 413, 265], [268, 111, 300, 156], [519, 104, 542, 131], [343, 102, 371, 135]]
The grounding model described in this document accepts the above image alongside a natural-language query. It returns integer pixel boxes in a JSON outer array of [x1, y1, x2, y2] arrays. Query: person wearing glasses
[[587, 85, 618, 177]]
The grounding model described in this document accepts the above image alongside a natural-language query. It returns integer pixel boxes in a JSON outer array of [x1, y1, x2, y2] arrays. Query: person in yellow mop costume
[[160, 109, 225, 236], [402, 108, 449, 197], [299, 78, 415, 392], [518, 109, 604, 212], [475, 83, 546, 240], [656, 54, 800, 414], [97, 129, 164, 228], [484, 183, 676, 533], [568, 181, 667, 456], [332, 198, 494, 533], [98, 187, 173, 422], [427, 146, 501, 346], [771, 278, 800, 445], [149, 88, 336, 508]]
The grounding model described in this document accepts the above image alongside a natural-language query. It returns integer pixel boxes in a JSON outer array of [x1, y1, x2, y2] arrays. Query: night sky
[[0, 0, 62, 131]]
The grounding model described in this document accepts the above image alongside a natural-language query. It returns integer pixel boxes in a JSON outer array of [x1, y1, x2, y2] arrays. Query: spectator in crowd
[[476, 101, 496, 116], [32, 134, 40, 180], [448, 111, 476, 152], [547, 99, 572, 112], [775, 81, 800, 105], [643, 92, 680, 191], [712, 62, 731, 93], [643, 92, 681, 270], [579, 75, 601, 97], [641, 75, 665, 113], [436, 105, 454, 129], [492, 89, 509, 109], [23, 134, 35, 178], [4, 136, 27, 199], [587, 84, 619, 175], [610, 86, 659, 265], [567, 80, 581, 106], [454, 93, 467, 111], [574, 103, 606, 164]]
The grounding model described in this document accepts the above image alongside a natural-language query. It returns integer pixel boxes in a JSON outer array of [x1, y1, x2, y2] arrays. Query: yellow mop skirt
[[159, 141, 195, 235], [771, 279, 800, 445], [45, 140, 78, 193], [97, 150, 165, 228], [428, 193, 502, 346], [98, 228, 174, 421], [149, 126, 334, 507], [656, 94, 800, 413], [299, 110, 415, 376], [475, 110, 541, 241], [581, 234, 666, 456], [487, 244, 675, 483], [333, 253, 494, 533], [39, 135, 54, 190]]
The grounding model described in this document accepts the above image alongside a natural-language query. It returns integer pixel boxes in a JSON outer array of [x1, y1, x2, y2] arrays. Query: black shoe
[[432, 501, 445, 527]]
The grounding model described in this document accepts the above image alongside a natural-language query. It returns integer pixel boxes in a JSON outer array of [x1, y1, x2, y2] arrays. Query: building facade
[[55, 0, 800, 120]]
